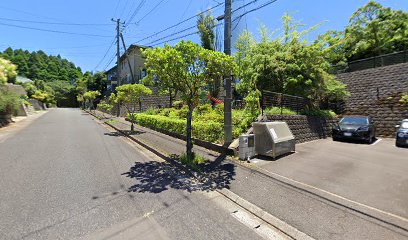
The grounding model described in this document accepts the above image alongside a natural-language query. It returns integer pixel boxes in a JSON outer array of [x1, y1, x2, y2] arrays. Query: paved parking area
[[251, 138, 408, 219]]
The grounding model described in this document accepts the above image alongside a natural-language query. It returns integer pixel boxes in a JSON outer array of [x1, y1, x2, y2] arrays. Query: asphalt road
[[251, 138, 408, 219], [0, 109, 264, 240]]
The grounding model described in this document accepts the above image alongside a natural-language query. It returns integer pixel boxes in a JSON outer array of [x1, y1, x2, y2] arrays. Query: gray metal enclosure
[[253, 122, 295, 158]]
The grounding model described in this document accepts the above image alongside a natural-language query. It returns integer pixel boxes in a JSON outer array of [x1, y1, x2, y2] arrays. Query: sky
[[0, 0, 407, 73]]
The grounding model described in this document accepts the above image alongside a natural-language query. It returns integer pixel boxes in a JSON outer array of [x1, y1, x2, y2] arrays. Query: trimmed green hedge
[[134, 113, 224, 143]]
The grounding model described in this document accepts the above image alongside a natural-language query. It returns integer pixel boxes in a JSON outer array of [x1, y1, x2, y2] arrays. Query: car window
[[340, 117, 368, 125], [401, 122, 408, 129]]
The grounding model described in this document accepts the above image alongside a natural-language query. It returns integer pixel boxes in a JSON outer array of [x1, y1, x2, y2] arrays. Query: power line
[[133, 0, 167, 25], [0, 22, 113, 38], [148, 25, 197, 45], [0, 17, 114, 26], [124, 0, 147, 28], [134, 2, 224, 43], [103, 53, 117, 71], [93, 37, 117, 71], [151, 31, 200, 46], [232, 0, 279, 22], [143, 0, 279, 47]]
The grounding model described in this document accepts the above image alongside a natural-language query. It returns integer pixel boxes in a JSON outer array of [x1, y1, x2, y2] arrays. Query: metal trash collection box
[[238, 134, 255, 160], [253, 122, 295, 158]]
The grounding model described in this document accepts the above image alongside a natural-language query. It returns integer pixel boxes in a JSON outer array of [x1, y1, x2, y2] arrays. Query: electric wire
[[0, 17, 114, 26], [0, 22, 113, 38], [134, 2, 224, 43]]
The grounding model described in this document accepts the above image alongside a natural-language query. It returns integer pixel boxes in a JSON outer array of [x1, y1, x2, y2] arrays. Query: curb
[[86, 110, 313, 240]]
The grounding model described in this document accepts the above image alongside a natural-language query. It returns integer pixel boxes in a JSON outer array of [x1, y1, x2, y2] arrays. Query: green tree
[[235, 15, 348, 108], [0, 58, 17, 85], [340, 1, 407, 61], [145, 41, 236, 160], [197, 11, 216, 51], [144, 45, 180, 107], [83, 90, 101, 111], [109, 84, 152, 131]]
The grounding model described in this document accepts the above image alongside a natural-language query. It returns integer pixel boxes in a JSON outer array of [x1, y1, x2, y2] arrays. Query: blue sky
[[0, 0, 407, 73]]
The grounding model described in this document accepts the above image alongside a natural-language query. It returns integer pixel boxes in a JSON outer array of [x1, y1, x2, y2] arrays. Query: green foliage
[[235, 14, 349, 109], [0, 58, 17, 85], [172, 100, 184, 109], [197, 11, 216, 51], [0, 48, 82, 83], [179, 152, 207, 170], [263, 107, 297, 116], [111, 84, 152, 131], [400, 94, 408, 104], [133, 113, 224, 143], [300, 108, 337, 118], [135, 106, 256, 143], [97, 101, 113, 112], [83, 90, 101, 101], [31, 90, 54, 104], [316, 1, 408, 64], [22, 82, 37, 97], [0, 87, 19, 114], [344, 1, 408, 61], [47, 80, 77, 107], [144, 41, 237, 158]]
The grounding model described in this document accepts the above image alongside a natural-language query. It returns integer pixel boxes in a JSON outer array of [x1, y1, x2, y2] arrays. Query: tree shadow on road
[[122, 159, 235, 194]]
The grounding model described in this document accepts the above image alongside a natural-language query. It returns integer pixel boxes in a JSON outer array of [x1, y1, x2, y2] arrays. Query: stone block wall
[[100, 86, 170, 117], [336, 62, 408, 137], [260, 115, 338, 144]]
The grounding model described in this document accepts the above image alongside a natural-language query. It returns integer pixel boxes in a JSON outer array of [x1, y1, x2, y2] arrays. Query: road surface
[[0, 109, 265, 240]]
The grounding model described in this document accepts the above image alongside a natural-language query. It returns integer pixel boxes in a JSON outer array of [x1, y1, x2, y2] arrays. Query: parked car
[[332, 115, 376, 144], [395, 119, 408, 147]]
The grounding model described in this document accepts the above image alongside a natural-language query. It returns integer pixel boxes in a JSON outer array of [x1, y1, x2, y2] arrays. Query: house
[[119, 44, 151, 85], [105, 65, 117, 96]]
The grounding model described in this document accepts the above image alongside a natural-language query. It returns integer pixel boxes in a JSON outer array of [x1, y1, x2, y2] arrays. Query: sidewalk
[[89, 110, 408, 240]]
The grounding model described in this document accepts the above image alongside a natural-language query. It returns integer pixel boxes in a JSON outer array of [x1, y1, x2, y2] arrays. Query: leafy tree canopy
[[0, 58, 17, 85], [235, 14, 349, 107]]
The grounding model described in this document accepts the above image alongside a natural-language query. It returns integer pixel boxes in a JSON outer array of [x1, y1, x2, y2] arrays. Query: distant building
[[105, 65, 117, 96], [16, 76, 33, 84], [119, 44, 151, 85], [105, 44, 151, 95]]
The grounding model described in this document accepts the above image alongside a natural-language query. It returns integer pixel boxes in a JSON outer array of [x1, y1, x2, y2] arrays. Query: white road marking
[[371, 138, 382, 145]]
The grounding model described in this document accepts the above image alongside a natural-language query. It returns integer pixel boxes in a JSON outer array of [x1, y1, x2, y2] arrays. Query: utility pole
[[120, 33, 136, 84], [112, 18, 124, 116], [224, 0, 233, 145]]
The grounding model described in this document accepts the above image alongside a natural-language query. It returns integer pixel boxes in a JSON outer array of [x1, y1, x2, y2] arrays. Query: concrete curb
[[85, 110, 313, 240]]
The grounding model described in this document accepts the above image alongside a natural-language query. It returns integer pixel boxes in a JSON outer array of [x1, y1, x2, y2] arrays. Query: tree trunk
[[169, 91, 173, 108], [186, 104, 193, 160]]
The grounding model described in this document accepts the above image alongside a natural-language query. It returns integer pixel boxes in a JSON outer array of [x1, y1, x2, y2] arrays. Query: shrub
[[172, 100, 184, 109], [0, 88, 20, 114], [133, 113, 224, 143], [301, 108, 337, 118], [264, 107, 297, 116]]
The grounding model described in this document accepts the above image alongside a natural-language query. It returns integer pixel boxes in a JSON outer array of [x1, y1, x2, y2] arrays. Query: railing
[[261, 90, 308, 115], [332, 50, 408, 73]]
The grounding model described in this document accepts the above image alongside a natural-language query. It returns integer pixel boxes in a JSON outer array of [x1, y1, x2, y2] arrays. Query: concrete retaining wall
[[260, 115, 338, 143], [337, 62, 408, 137]]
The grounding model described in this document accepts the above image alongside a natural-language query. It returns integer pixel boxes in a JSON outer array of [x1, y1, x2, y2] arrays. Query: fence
[[332, 50, 408, 73], [261, 90, 308, 115]]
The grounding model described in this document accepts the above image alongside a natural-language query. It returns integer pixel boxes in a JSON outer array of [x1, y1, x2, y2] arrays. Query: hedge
[[133, 113, 224, 143]]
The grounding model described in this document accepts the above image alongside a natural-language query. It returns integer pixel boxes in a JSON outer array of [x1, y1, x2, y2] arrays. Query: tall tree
[[343, 1, 407, 61], [197, 11, 216, 51], [145, 41, 236, 160]]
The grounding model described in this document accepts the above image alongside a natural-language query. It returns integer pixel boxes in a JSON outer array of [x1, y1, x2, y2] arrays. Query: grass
[[179, 152, 207, 171]]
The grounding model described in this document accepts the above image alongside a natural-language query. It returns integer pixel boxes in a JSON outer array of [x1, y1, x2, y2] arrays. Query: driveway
[[251, 138, 408, 219]]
